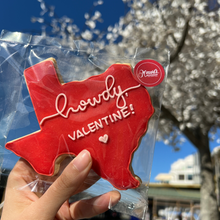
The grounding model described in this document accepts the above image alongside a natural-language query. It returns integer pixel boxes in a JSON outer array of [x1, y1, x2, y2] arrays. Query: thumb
[[34, 150, 92, 218]]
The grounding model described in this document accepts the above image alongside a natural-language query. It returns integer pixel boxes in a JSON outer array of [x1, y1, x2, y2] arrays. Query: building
[[149, 147, 220, 219], [150, 153, 201, 219], [155, 154, 200, 185], [147, 183, 200, 220]]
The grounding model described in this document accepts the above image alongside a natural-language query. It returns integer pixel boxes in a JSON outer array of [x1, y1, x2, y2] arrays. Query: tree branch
[[170, 17, 190, 63], [161, 105, 207, 150]]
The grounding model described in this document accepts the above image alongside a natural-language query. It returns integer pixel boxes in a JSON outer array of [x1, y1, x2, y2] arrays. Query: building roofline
[[148, 182, 200, 189]]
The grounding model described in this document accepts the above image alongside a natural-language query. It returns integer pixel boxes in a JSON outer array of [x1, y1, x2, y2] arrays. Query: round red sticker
[[134, 59, 165, 87]]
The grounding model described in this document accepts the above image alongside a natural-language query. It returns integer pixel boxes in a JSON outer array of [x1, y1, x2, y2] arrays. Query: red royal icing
[[6, 59, 154, 190]]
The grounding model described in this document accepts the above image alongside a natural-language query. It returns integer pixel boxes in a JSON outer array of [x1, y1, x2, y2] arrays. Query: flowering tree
[[33, 0, 220, 219]]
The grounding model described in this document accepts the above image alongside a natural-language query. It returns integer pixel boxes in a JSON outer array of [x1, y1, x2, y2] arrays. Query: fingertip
[[93, 190, 121, 209], [70, 190, 121, 219], [109, 190, 121, 208], [72, 150, 92, 172]]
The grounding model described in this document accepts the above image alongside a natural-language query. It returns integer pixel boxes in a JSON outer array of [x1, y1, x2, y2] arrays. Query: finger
[[33, 150, 92, 218], [74, 169, 100, 194], [69, 190, 121, 219]]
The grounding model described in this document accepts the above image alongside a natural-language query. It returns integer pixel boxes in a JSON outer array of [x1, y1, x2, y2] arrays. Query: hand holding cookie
[[1, 150, 121, 220]]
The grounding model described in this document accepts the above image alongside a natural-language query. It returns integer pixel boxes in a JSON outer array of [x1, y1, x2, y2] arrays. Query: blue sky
[[0, 0, 126, 35], [0, 0, 219, 182]]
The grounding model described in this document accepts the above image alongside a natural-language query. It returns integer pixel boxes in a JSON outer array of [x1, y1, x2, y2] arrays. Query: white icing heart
[[99, 134, 108, 144]]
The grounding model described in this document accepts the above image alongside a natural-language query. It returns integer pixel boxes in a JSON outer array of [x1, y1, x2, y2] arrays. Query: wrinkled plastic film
[[0, 30, 169, 219]]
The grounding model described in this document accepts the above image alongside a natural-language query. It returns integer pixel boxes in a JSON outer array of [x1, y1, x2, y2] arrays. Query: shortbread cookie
[[6, 58, 154, 190]]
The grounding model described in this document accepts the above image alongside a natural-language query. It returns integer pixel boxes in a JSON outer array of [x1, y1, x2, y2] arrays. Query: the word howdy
[[40, 75, 141, 126]]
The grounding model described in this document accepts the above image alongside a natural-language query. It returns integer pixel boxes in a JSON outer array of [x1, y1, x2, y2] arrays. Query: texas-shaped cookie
[[6, 58, 154, 190]]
